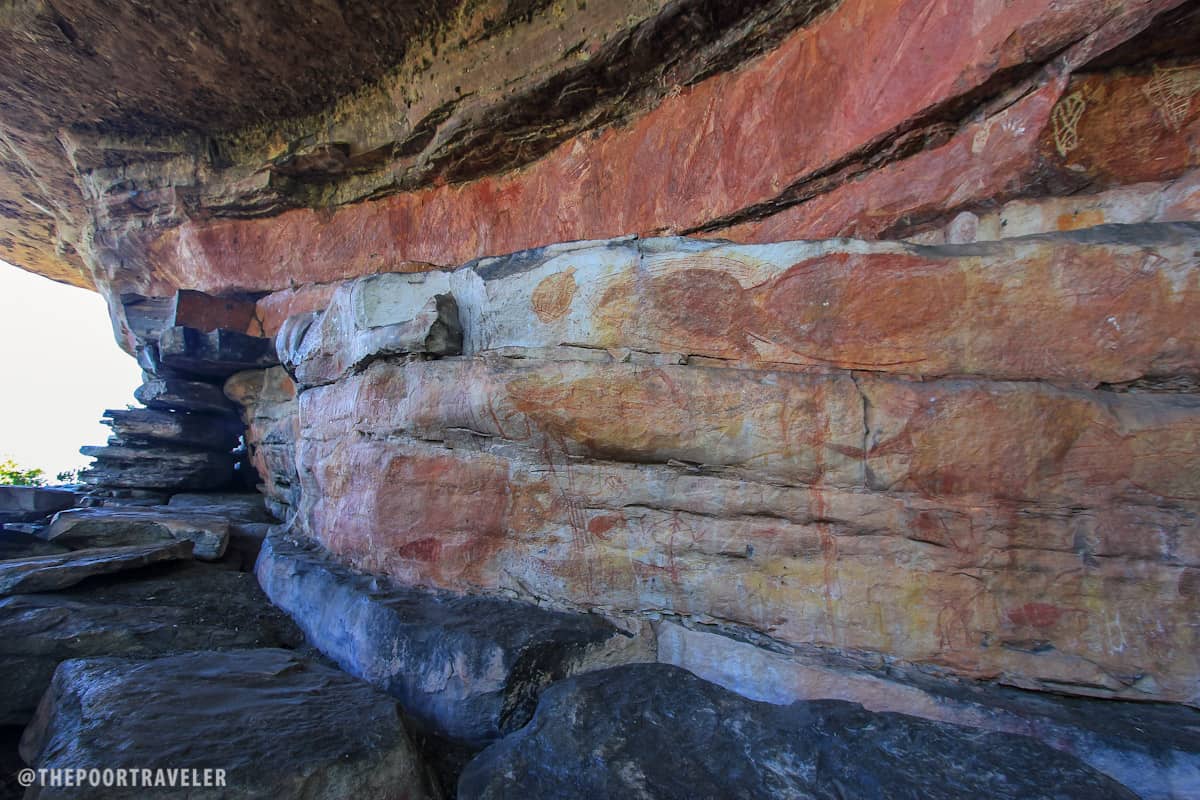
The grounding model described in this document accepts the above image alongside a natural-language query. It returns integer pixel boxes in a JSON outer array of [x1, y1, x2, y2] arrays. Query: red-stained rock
[[281, 350, 1200, 706], [139, 0, 1180, 295], [292, 227, 1200, 386], [254, 284, 338, 338], [725, 59, 1200, 244], [861, 377, 1200, 504], [169, 290, 259, 336]]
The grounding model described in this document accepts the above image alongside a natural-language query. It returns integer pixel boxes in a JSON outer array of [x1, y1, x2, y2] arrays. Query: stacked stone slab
[[80, 291, 278, 497]]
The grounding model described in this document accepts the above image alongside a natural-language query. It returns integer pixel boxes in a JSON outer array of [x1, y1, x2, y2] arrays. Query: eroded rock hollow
[[3, 0, 1200, 797]]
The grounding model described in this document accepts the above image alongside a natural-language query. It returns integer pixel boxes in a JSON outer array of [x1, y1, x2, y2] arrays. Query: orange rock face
[[235, 225, 1200, 708], [136, 0, 1189, 295], [291, 362, 1199, 705]]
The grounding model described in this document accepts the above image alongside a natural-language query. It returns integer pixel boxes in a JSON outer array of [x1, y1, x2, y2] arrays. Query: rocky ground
[[0, 483, 1194, 798]]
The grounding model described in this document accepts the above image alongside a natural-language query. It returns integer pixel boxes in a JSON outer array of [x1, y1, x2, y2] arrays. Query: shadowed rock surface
[[20, 649, 434, 799], [459, 664, 1139, 800], [0, 533, 69, 561], [0, 561, 302, 725], [256, 530, 652, 748], [0, 541, 192, 597]]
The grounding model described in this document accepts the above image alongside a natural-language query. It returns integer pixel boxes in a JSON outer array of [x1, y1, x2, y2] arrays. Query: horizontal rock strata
[[254, 230, 1200, 709]]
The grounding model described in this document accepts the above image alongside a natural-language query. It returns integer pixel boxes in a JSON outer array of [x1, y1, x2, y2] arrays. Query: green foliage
[[55, 468, 83, 485], [0, 458, 46, 486]]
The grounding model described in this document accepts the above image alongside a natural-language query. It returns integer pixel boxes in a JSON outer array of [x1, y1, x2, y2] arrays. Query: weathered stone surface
[[289, 226, 1200, 386], [20, 649, 433, 799], [722, 59, 1200, 244], [225, 368, 300, 515], [0, 487, 77, 520], [3, 2, 1199, 790], [101, 407, 241, 451], [134, 377, 238, 414], [861, 377, 1200, 504], [131, 0, 1182, 295], [459, 664, 1137, 799], [256, 531, 652, 747], [286, 273, 462, 387], [287, 343, 1200, 704], [656, 622, 1200, 800], [0, 532, 69, 561], [0, 561, 302, 725], [166, 492, 273, 522], [43, 508, 229, 561], [80, 445, 235, 491], [0, 542, 192, 597], [168, 290, 259, 335], [157, 326, 278, 378], [256, 284, 338, 338]]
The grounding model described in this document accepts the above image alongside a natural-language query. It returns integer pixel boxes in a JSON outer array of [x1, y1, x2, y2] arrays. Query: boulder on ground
[[0, 561, 302, 725], [0, 541, 192, 597], [20, 649, 434, 799], [43, 508, 229, 561], [256, 531, 651, 747], [0, 487, 76, 525], [458, 664, 1138, 800]]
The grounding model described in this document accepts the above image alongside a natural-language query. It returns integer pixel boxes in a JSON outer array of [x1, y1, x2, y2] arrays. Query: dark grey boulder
[[0, 486, 76, 525], [256, 531, 650, 748], [0, 486, 77, 515], [134, 377, 238, 415], [158, 326, 279, 379], [0, 560, 302, 725], [43, 508, 229, 561], [459, 664, 1139, 800], [20, 649, 433, 799], [0, 541, 192, 597]]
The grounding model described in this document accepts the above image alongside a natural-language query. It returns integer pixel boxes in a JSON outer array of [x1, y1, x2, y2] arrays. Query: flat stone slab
[[43, 508, 229, 561], [0, 532, 68, 560], [166, 491, 273, 521], [459, 664, 1138, 800], [20, 649, 433, 799], [134, 377, 238, 415], [80, 444, 235, 491], [0, 541, 192, 597], [0, 561, 302, 724], [0, 486, 76, 517], [257, 531, 650, 747], [158, 326, 279, 378], [0, 486, 77, 525], [101, 407, 242, 451]]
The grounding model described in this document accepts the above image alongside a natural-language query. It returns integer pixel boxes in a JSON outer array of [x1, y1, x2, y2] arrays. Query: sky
[[0, 260, 143, 479]]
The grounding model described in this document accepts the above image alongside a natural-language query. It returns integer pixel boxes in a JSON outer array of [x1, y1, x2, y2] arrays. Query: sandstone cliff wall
[[2, 0, 1199, 751]]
